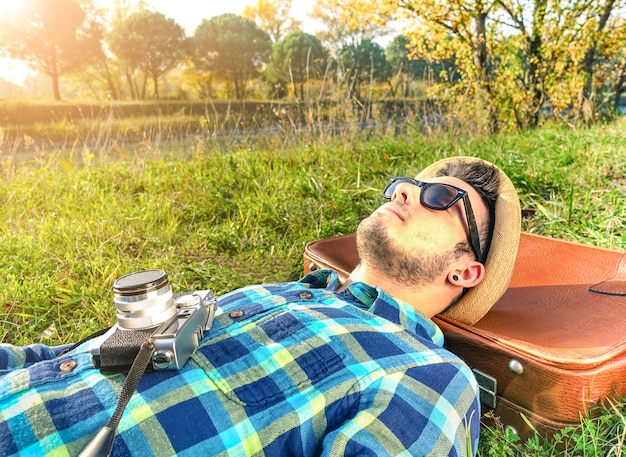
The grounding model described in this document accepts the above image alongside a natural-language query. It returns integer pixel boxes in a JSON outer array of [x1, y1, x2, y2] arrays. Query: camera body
[[92, 270, 216, 372]]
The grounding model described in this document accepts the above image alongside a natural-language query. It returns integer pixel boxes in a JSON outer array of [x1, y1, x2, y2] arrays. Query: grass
[[0, 115, 625, 455]]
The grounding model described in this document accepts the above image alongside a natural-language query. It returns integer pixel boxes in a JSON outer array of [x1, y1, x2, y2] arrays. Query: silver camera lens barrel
[[113, 270, 177, 329]]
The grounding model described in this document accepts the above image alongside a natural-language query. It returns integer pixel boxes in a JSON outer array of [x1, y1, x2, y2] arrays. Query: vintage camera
[[92, 269, 216, 372]]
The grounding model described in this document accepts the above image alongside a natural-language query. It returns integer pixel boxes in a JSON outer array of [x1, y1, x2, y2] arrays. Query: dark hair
[[435, 160, 500, 258]]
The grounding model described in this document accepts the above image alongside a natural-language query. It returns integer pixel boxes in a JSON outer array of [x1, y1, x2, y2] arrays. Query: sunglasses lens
[[422, 184, 459, 209]]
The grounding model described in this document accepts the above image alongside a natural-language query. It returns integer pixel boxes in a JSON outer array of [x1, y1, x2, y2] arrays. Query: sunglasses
[[382, 177, 483, 262]]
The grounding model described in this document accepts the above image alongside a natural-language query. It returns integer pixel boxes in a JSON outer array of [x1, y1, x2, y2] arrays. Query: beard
[[356, 212, 458, 287]]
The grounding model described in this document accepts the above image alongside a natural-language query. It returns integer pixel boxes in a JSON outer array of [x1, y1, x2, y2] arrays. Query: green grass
[[1, 116, 625, 455]]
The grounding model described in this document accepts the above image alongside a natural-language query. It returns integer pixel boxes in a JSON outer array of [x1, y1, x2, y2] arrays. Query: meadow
[[1, 110, 625, 455]]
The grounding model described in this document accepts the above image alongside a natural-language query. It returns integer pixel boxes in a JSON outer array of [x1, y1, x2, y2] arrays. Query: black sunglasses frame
[[382, 177, 483, 262]]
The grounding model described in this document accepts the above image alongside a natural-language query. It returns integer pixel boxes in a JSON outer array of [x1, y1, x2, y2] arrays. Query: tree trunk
[[152, 72, 159, 99], [140, 73, 147, 99], [125, 68, 136, 100], [614, 63, 626, 109], [103, 61, 118, 100], [578, 0, 616, 123], [474, 11, 499, 133], [233, 69, 242, 99], [51, 70, 62, 101], [525, 0, 548, 129]]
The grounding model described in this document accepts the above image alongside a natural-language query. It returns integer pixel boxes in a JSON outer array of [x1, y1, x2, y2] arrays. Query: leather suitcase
[[303, 232, 626, 440]]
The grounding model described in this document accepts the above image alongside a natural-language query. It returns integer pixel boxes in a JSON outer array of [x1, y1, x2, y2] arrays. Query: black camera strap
[[57, 328, 111, 357], [78, 339, 155, 457]]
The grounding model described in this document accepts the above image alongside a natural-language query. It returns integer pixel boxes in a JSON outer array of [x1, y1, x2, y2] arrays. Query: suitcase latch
[[472, 369, 497, 409]]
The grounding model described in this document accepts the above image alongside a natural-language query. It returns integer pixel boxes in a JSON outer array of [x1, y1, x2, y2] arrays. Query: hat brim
[[417, 156, 521, 325]]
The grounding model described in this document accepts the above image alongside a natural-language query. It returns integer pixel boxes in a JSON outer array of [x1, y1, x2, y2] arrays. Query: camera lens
[[113, 270, 176, 329]]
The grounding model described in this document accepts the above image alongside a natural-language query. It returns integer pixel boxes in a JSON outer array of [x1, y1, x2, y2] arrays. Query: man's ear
[[448, 261, 485, 288]]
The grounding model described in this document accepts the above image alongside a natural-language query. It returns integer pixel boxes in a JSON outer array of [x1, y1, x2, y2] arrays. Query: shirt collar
[[300, 270, 444, 347]]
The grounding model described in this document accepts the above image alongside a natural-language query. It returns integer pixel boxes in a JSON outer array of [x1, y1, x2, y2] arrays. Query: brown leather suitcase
[[303, 232, 626, 440]]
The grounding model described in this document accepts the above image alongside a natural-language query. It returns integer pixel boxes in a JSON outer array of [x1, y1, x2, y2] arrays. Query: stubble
[[356, 212, 458, 287]]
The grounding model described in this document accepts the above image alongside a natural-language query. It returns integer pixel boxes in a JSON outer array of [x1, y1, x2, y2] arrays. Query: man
[[0, 156, 520, 456]]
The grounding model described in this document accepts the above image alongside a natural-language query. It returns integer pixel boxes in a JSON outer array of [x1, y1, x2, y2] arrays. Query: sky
[[0, 0, 317, 85], [144, 0, 317, 34]]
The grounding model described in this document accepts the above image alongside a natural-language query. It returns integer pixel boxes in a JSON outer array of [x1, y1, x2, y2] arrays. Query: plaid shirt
[[0, 270, 480, 456]]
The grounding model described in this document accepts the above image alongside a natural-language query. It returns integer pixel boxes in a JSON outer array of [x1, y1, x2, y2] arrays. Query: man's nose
[[390, 182, 421, 206]]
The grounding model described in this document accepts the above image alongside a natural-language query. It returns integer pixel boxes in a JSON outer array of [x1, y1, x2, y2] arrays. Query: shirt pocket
[[191, 308, 345, 408]]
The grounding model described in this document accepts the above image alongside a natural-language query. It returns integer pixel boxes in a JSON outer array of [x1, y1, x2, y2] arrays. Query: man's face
[[356, 176, 489, 287]]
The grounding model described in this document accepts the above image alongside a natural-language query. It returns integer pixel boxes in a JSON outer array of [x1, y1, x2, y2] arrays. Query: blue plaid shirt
[[0, 270, 480, 456]]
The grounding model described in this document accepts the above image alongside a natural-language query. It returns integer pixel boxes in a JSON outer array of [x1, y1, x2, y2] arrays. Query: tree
[[191, 14, 272, 100], [267, 31, 328, 99], [390, 0, 502, 131], [242, 0, 302, 42], [0, 0, 104, 100], [310, 0, 392, 54], [338, 39, 392, 100], [590, 14, 626, 113], [108, 10, 186, 99], [386, 34, 457, 96], [576, 0, 621, 121], [494, 0, 625, 126], [371, 0, 626, 130]]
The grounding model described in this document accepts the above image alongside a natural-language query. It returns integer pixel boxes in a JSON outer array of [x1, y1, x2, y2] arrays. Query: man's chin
[[356, 217, 398, 270], [356, 217, 453, 287]]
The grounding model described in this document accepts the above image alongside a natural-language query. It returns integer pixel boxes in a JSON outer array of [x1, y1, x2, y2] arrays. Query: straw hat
[[417, 156, 521, 325]]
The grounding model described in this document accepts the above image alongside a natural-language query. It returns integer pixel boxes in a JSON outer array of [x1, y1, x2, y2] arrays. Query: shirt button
[[299, 292, 313, 299], [59, 360, 77, 372], [229, 310, 244, 319]]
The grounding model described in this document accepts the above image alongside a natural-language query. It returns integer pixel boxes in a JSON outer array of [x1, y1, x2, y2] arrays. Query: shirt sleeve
[[0, 343, 71, 375], [319, 363, 481, 456]]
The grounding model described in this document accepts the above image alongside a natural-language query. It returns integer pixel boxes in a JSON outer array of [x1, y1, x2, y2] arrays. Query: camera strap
[[78, 339, 155, 457]]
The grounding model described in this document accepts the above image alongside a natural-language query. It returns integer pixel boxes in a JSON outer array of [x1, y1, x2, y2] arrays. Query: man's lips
[[380, 204, 406, 221]]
